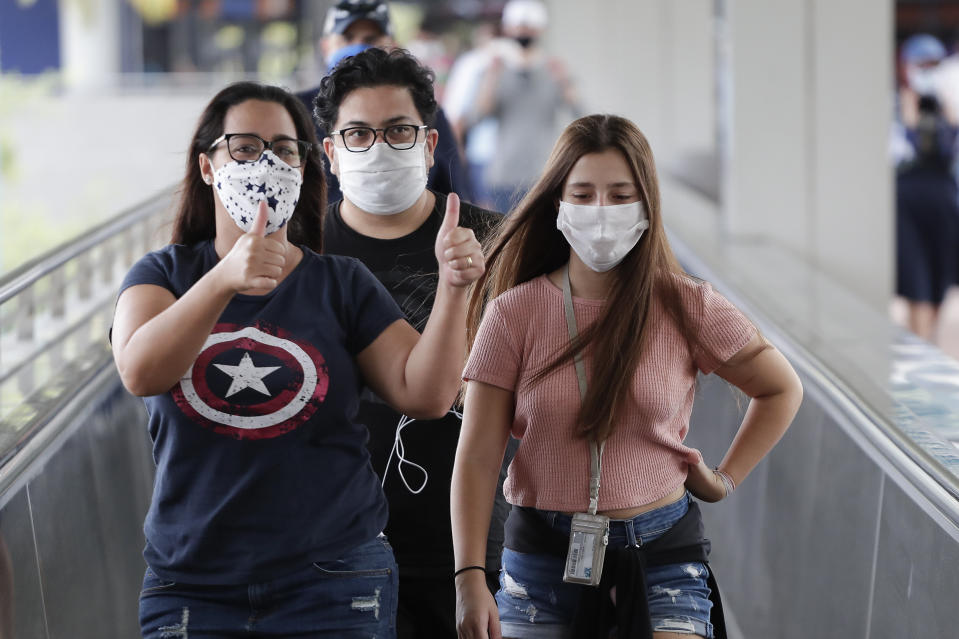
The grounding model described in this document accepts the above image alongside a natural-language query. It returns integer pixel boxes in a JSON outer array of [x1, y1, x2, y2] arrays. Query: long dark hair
[[467, 114, 702, 442], [172, 82, 326, 251]]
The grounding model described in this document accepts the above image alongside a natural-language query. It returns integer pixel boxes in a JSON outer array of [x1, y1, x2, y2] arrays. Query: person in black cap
[[297, 0, 473, 204], [320, 0, 393, 67]]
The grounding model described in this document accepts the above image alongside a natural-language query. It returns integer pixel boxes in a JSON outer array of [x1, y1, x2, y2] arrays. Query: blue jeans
[[496, 493, 713, 638], [139, 536, 398, 638]]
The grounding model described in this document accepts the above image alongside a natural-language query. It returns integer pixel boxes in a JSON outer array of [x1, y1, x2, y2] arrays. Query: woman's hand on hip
[[685, 457, 728, 503], [436, 193, 485, 288]]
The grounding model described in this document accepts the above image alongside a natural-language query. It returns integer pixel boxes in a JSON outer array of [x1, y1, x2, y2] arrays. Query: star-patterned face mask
[[212, 149, 303, 235]]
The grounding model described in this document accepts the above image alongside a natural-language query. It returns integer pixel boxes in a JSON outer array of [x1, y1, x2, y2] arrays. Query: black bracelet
[[454, 565, 486, 577]]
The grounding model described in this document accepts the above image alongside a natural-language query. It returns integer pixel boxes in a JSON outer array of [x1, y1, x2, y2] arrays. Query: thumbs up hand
[[218, 201, 287, 293], [435, 193, 484, 288]]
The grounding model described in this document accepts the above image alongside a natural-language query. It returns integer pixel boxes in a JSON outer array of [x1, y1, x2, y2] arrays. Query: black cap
[[323, 1, 392, 37]]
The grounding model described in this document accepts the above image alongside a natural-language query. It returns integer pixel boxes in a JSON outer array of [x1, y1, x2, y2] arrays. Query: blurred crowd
[[195, 0, 581, 212], [124, 0, 582, 213]]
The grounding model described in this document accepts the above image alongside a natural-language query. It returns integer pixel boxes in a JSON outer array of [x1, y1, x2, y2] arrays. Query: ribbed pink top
[[463, 274, 756, 512]]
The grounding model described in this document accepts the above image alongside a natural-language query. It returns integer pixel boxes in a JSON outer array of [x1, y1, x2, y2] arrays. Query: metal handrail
[[0, 345, 117, 505], [0, 299, 109, 387], [0, 187, 175, 304], [0, 185, 177, 477]]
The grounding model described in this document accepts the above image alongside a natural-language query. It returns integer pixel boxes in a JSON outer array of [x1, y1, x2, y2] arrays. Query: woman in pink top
[[451, 115, 803, 639]]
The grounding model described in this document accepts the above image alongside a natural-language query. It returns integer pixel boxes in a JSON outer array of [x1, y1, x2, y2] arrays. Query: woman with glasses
[[111, 81, 485, 638], [451, 114, 803, 639]]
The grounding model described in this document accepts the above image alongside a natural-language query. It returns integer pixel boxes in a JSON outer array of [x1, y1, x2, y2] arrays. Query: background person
[[315, 46, 515, 639], [297, 0, 473, 205], [111, 81, 484, 638], [451, 114, 803, 638], [894, 33, 959, 344], [443, 18, 519, 209], [470, 0, 580, 214]]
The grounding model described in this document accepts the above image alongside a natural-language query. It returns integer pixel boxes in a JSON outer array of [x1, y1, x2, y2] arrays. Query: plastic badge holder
[[563, 512, 610, 586]]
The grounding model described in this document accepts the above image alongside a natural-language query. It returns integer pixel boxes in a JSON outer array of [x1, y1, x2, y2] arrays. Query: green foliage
[[0, 197, 87, 273]]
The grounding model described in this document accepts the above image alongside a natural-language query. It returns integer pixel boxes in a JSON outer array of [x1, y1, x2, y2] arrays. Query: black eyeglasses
[[330, 125, 429, 152], [208, 133, 312, 167]]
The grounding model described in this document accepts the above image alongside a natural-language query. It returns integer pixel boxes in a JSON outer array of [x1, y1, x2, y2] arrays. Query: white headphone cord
[[381, 408, 464, 494]]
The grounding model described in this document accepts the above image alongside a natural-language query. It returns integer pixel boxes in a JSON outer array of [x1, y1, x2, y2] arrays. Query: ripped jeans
[[496, 493, 713, 638], [139, 535, 398, 638]]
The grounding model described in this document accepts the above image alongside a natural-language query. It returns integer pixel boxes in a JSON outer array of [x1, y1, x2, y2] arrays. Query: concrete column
[[719, 0, 892, 308], [58, 0, 121, 90], [653, 0, 718, 196], [808, 0, 893, 309], [662, 1, 715, 174], [544, 0, 667, 149], [718, 0, 809, 251]]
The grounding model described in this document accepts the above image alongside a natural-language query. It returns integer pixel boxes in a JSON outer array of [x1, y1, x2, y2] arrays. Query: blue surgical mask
[[327, 43, 372, 73]]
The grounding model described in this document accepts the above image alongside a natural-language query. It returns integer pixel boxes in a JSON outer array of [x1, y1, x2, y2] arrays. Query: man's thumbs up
[[440, 192, 461, 233], [435, 192, 484, 288]]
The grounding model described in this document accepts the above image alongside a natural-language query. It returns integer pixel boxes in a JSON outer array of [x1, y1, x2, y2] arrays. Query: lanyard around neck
[[562, 263, 605, 516]]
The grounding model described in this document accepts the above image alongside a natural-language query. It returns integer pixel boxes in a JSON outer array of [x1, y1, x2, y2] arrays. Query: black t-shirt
[[324, 190, 516, 577], [119, 242, 403, 584]]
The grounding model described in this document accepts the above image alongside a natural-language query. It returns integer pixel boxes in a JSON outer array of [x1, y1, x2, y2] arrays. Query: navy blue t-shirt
[[119, 240, 404, 584]]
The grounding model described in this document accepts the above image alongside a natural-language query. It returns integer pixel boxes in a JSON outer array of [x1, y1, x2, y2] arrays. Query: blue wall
[[0, 0, 60, 74]]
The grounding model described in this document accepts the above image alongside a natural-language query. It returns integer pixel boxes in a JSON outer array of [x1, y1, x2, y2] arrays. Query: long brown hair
[[172, 82, 326, 251], [467, 114, 699, 442]]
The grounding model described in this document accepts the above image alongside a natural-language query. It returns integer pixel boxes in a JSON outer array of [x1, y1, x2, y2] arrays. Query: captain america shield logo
[[172, 322, 329, 439]]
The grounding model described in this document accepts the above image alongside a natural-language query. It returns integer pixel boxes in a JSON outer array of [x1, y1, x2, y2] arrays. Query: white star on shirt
[[213, 352, 281, 398]]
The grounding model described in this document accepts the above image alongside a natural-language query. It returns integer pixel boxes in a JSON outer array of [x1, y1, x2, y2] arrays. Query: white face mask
[[334, 141, 428, 215], [556, 200, 650, 272], [907, 65, 939, 96], [212, 150, 303, 235]]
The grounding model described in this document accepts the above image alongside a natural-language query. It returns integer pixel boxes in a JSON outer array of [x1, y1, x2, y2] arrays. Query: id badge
[[563, 512, 609, 586]]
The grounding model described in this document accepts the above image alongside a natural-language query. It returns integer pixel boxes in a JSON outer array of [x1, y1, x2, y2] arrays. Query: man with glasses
[[315, 47, 513, 639], [297, 0, 472, 204]]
